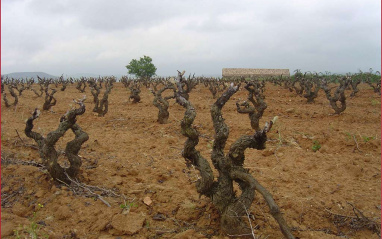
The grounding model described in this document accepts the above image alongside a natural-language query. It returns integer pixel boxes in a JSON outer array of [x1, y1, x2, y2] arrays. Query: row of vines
[[1, 69, 381, 238]]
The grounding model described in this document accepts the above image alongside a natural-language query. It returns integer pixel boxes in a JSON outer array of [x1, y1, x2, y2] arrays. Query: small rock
[[128, 170, 139, 176], [261, 149, 274, 157], [286, 108, 295, 113], [35, 189, 45, 198], [143, 196, 152, 206], [319, 145, 328, 153]]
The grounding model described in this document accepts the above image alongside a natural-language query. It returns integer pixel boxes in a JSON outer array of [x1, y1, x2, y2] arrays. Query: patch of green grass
[[345, 132, 374, 143], [312, 140, 321, 152], [362, 136, 374, 143], [120, 200, 138, 213], [371, 99, 381, 106], [207, 140, 214, 149], [145, 220, 150, 228], [345, 132, 353, 141], [14, 204, 49, 239]]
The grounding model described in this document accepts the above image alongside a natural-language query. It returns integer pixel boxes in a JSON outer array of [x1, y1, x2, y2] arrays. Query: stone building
[[222, 68, 290, 78]]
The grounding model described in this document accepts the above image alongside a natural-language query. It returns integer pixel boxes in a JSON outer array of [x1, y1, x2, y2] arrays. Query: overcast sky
[[1, 0, 381, 77]]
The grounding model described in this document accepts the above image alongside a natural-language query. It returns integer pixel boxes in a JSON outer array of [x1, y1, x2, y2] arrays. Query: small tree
[[126, 55, 157, 79]]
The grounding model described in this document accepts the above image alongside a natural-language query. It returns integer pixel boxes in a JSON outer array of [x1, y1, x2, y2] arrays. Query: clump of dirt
[[1, 82, 380, 238]]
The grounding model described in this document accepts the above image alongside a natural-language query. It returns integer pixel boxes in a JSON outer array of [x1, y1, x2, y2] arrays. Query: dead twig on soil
[[1, 153, 120, 208], [15, 129, 25, 145], [1, 154, 44, 168], [243, 203, 260, 238], [62, 172, 121, 207], [325, 202, 381, 237], [226, 202, 269, 239], [352, 135, 362, 153]]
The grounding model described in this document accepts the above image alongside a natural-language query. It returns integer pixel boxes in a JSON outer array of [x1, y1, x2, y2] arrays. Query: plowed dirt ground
[[1, 82, 380, 238]]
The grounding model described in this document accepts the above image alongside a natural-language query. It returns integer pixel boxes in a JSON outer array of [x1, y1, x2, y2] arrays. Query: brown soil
[[1, 82, 381, 239]]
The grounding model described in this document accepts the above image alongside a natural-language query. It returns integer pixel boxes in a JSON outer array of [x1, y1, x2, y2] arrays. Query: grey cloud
[[1, 0, 380, 76], [26, 0, 188, 31]]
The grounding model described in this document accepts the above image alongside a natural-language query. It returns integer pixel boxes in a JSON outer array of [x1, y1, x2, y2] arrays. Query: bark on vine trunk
[[129, 86, 141, 103], [150, 84, 176, 124], [42, 88, 57, 111], [176, 82, 294, 238], [92, 81, 113, 116], [303, 78, 321, 103], [236, 82, 267, 131], [322, 78, 350, 115], [3, 85, 18, 107], [25, 97, 89, 184]]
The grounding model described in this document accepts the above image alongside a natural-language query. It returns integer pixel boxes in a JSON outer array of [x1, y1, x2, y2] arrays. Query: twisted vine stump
[[15, 81, 26, 96], [322, 78, 350, 115], [31, 83, 45, 97], [292, 78, 304, 96], [76, 78, 87, 93], [302, 75, 321, 103], [25, 97, 89, 184], [1, 76, 4, 93], [92, 80, 113, 116], [90, 82, 101, 104], [176, 83, 295, 238], [349, 78, 361, 98], [204, 79, 220, 99], [129, 83, 141, 103], [176, 70, 198, 101], [42, 88, 57, 111], [59, 76, 69, 91], [150, 83, 176, 124], [366, 78, 381, 95], [236, 81, 267, 131], [3, 85, 19, 107]]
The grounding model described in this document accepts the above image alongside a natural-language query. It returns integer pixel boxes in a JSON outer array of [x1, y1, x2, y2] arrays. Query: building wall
[[222, 68, 290, 77]]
